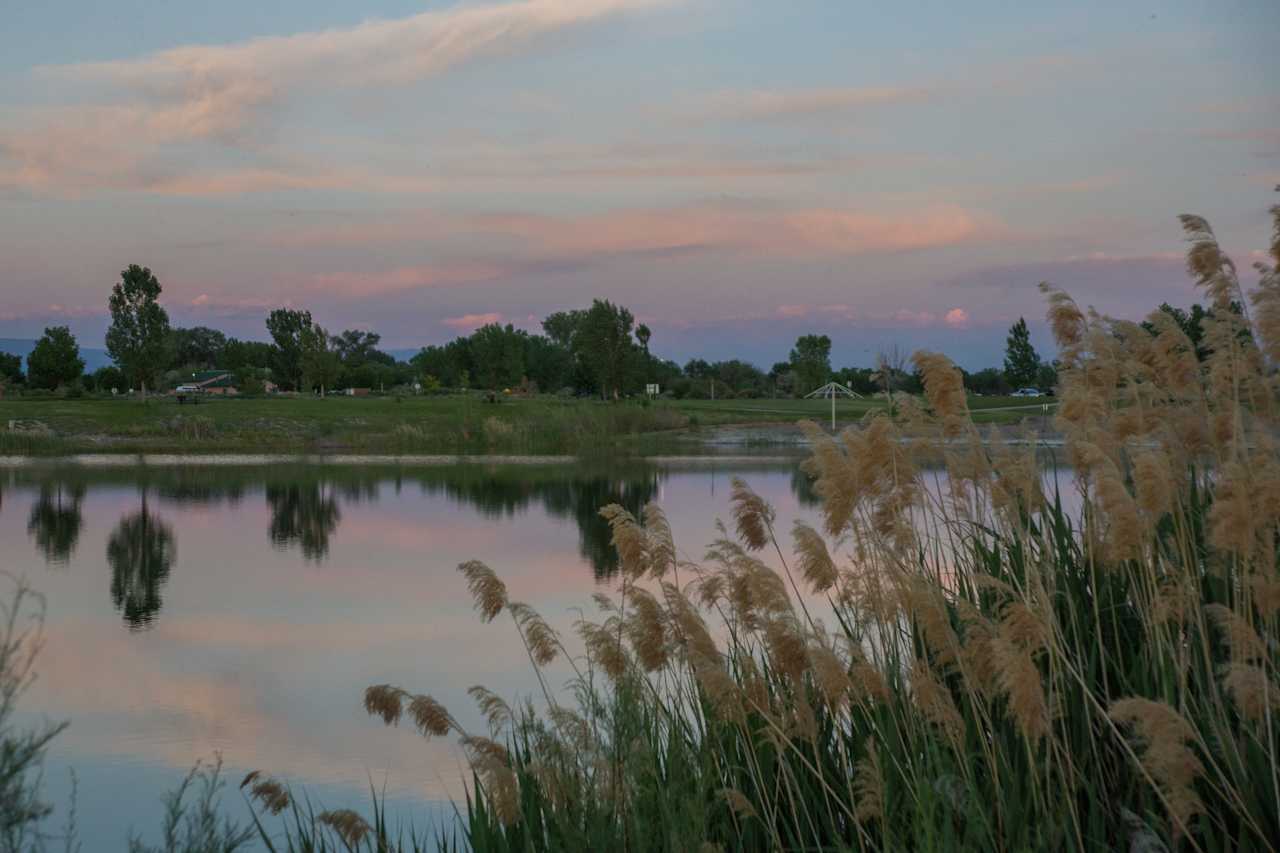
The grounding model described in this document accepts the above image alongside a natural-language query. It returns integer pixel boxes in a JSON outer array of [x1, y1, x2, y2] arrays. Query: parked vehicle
[[1011, 387, 1041, 397]]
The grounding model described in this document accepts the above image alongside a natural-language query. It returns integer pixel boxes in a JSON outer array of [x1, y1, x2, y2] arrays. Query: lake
[[1, 455, 821, 845]]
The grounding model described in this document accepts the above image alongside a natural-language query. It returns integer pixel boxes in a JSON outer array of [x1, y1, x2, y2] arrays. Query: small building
[[188, 371, 239, 395], [345, 387, 371, 397]]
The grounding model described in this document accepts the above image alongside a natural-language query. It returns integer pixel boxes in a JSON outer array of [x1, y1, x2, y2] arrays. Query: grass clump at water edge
[[240, 206, 1280, 851]]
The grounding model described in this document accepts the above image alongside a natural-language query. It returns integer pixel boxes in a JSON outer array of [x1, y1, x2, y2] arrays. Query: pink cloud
[[706, 85, 935, 121], [892, 309, 938, 327], [944, 307, 970, 328], [478, 203, 994, 257], [776, 304, 808, 318], [5, 0, 674, 196], [310, 263, 511, 297], [442, 312, 504, 331]]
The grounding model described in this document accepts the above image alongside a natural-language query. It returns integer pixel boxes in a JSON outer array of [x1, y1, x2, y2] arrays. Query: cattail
[[850, 656, 891, 706], [911, 661, 964, 748], [1094, 458, 1143, 562], [763, 615, 808, 682], [694, 655, 744, 723], [792, 521, 838, 593], [999, 601, 1048, 653], [579, 621, 629, 681], [547, 706, 595, 754], [406, 694, 452, 737], [719, 787, 758, 820], [1144, 309, 1200, 395], [364, 684, 406, 725], [643, 503, 677, 580], [799, 422, 860, 538], [1041, 282, 1086, 361], [241, 772, 291, 815], [318, 810, 371, 845], [462, 734, 510, 765], [912, 350, 969, 435], [1132, 450, 1174, 519], [1180, 214, 1240, 311], [1221, 664, 1280, 723], [1251, 263, 1280, 365], [1204, 604, 1266, 662], [900, 579, 959, 668], [1249, 576, 1280, 618], [736, 651, 772, 712], [789, 694, 819, 742], [1208, 462, 1255, 555], [625, 587, 669, 672], [990, 634, 1050, 744], [471, 749, 521, 826], [662, 585, 719, 664], [808, 641, 852, 712], [957, 602, 999, 697], [600, 504, 649, 579], [1109, 698, 1204, 835], [853, 737, 885, 824], [730, 478, 775, 551], [509, 602, 559, 666], [468, 686, 513, 735], [458, 560, 508, 622]]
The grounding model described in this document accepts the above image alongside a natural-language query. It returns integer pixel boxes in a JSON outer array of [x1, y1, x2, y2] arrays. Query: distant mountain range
[[0, 338, 115, 372]]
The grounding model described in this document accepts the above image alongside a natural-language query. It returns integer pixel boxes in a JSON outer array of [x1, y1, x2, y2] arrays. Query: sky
[[1, 0, 1277, 369]]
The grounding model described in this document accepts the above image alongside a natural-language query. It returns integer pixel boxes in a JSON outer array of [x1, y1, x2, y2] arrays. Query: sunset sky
[[1, 0, 1277, 367]]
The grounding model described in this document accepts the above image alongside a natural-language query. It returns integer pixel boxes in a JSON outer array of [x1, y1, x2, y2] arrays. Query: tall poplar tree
[[106, 265, 171, 401]]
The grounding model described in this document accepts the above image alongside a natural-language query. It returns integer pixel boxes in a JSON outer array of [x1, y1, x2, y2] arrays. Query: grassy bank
[[0, 393, 1049, 456]]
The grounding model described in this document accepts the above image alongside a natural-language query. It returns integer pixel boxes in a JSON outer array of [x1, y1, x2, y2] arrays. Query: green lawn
[[0, 392, 1055, 455]]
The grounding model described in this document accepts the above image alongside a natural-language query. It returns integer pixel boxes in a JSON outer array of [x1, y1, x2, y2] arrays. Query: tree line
[[0, 263, 1233, 400]]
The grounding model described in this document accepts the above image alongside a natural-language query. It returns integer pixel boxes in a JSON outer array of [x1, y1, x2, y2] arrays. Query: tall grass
[[244, 203, 1278, 849]]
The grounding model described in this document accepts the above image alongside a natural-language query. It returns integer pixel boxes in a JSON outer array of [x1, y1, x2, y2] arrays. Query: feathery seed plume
[[458, 560, 508, 622]]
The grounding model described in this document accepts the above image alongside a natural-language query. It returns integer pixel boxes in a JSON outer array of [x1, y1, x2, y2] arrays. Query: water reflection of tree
[[423, 467, 661, 579], [106, 493, 175, 631], [27, 483, 86, 566], [267, 483, 341, 562], [791, 466, 820, 508]]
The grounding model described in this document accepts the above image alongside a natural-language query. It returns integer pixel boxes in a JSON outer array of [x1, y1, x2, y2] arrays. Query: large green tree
[[106, 265, 172, 400], [1003, 317, 1040, 388], [27, 326, 85, 390], [265, 309, 314, 391], [470, 323, 527, 390], [0, 351, 24, 386], [169, 326, 227, 370], [299, 324, 342, 396], [576, 300, 640, 400], [789, 334, 832, 396], [331, 329, 382, 367]]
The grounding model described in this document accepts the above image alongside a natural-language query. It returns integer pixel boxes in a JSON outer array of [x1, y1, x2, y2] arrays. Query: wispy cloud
[[705, 86, 935, 122], [442, 312, 505, 331], [2, 0, 674, 195], [482, 203, 996, 258]]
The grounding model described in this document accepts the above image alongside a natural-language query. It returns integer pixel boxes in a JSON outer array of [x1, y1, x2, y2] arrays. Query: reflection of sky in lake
[[0, 461, 814, 844]]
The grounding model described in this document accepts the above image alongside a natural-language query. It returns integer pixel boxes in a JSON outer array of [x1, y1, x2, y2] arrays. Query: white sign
[[645, 383, 660, 397]]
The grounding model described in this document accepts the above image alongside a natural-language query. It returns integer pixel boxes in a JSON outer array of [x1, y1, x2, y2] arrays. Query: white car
[[1011, 387, 1041, 397], [174, 384, 202, 394]]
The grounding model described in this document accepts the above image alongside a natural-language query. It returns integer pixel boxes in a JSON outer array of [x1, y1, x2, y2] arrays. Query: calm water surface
[[1, 457, 819, 845]]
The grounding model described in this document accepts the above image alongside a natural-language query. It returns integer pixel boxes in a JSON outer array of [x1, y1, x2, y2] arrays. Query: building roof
[[192, 370, 237, 388]]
